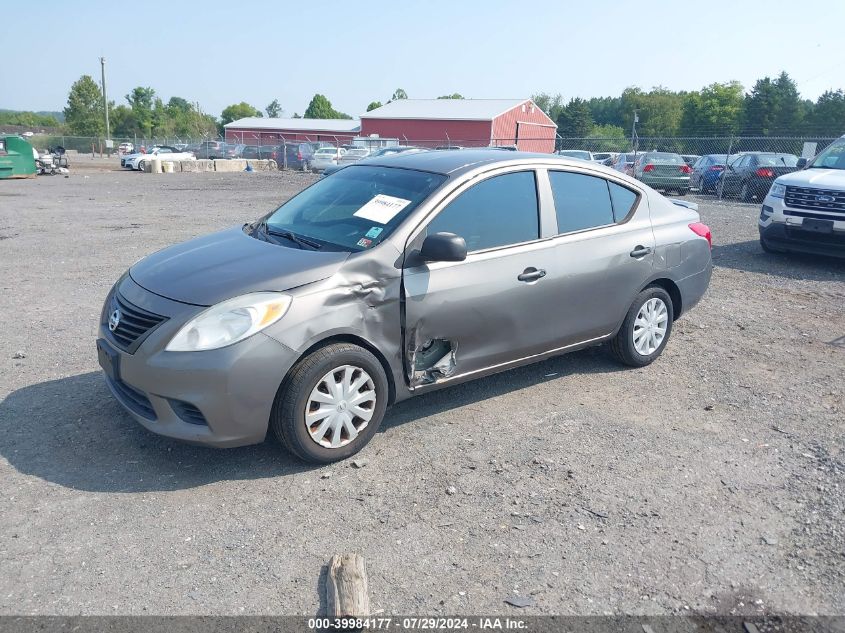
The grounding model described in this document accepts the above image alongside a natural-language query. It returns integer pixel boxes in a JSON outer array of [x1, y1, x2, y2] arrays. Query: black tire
[[271, 343, 389, 463], [741, 182, 753, 202], [677, 188, 689, 197], [610, 286, 674, 368]]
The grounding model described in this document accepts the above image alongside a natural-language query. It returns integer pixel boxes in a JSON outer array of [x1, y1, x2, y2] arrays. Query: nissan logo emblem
[[108, 308, 121, 332]]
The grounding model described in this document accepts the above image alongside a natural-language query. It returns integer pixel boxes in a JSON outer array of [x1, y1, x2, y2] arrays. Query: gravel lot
[[1, 165, 843, 616]]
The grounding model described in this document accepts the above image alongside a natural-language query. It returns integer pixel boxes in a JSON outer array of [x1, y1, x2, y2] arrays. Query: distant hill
[[0, 109, 64, 121], [0, 109, 64, 127]]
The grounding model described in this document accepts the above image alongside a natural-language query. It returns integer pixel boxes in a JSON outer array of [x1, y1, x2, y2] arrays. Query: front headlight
[[165, 292, 292, 352], [768, 182, 786, 199]]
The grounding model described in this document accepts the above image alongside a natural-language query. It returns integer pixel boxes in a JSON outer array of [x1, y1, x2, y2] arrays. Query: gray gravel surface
[[1, 169, 843, 616]]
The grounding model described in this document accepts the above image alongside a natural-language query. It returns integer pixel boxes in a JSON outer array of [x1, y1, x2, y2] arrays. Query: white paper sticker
[[353, 194, 412, 224]]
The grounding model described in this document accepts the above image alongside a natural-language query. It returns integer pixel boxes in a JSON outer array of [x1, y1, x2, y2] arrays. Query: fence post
[[718, 137, 734, 201]]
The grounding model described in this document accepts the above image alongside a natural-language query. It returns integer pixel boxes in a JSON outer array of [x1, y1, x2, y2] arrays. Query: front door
[[402, 170, 560, 387]]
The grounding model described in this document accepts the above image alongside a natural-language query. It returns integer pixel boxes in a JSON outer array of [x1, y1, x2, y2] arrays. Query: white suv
[[759, 136, 845, 258]]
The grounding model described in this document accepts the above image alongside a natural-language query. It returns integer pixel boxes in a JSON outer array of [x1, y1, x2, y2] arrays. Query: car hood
[[129, 226, 350, 306], [776, 168, 845, 188]]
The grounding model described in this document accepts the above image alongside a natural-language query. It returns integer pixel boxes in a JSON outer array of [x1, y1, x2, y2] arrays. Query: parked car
[[241, 145, 281, 162], [278, 142, 315, 170], [121, 146, 196, 171], [690, 154, 727, 194], [172, 143, 188, 151], [557, 149, 594, 161], [593, 152, 618, 164], [223, 143, 246, 159], [759, 136, 845, 258], [193, 141, 227, 160], [97, 149, 712, 462], [118, 142, 134, 155], [633, 152, 692, 195], [612, 152, 640, 176], [310, 147, 346, 172], [718, 152, 799, 202], [321, 147, 427, 178], [681, 154, 700, 167], [339, 148, 372, 164]]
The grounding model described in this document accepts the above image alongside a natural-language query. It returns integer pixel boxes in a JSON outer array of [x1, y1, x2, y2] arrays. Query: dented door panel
[[402, 240, 563, 387]]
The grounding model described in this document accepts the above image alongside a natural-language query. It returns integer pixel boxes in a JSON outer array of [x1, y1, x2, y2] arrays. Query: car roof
[[363, 149, 574, 175]]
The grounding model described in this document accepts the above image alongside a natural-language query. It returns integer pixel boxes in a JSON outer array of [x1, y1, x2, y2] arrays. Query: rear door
[[545, 169, 655, 343]]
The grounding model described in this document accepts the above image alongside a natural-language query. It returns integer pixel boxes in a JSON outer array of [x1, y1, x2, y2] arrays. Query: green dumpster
[[0, 136, 37, 179]]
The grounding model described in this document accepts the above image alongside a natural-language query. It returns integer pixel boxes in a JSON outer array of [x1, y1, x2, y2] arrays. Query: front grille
[[107, 376, 156, 420], [168, 400, 208, 426], [785, 186, 845, 218], [107, 293, 167, 353]]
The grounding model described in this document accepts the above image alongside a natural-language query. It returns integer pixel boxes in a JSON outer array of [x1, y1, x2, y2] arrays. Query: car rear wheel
[[610, 286, 674, 367], [271, 343, 389, 463]]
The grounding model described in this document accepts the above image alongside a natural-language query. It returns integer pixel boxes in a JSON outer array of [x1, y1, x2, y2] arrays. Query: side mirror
[[419, 232, 467, 263], [797, 157, 808, 169]]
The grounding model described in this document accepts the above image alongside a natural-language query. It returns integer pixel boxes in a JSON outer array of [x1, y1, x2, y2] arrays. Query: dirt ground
[[0, 166, 843, 616]]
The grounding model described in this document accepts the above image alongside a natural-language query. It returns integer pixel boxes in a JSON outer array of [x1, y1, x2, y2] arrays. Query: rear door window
[[548, 171, 615, 234], [426, 171, 539, 252]]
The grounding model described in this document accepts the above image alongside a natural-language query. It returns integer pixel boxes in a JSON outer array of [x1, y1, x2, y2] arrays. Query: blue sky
[[4, 0, 844, 117]]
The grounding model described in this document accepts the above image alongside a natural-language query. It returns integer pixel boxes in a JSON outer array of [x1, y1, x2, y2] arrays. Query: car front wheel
[[271, 343, 389, 463], [610, 286, 674, 367]]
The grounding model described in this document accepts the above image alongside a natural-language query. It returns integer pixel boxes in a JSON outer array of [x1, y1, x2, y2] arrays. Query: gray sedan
[[98, 151, 712, 463]]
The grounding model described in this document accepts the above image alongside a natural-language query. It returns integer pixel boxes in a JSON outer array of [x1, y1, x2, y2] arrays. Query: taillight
[[756, 167, 775, 178], [680, 164, 692, 174], [643, 164, 655, 172], [709, 165, 724, 171], [689, 222, 712, 249]]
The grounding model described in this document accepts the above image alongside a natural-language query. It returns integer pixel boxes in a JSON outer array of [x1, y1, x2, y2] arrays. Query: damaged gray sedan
[[97, 150, 712, 463]]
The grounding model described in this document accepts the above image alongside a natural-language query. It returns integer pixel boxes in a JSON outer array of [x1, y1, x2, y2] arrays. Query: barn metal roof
[[360, 99, 538, 121], [224, 117, 361, 132]]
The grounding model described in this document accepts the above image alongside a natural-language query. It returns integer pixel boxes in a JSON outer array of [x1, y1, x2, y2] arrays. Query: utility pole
[[100, 57, 110, 153], [631, 109, 639, 155]]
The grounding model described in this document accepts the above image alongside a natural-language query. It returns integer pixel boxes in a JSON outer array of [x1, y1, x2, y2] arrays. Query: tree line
[[9, 73, 844, 140], [534, 72, 845, 140]]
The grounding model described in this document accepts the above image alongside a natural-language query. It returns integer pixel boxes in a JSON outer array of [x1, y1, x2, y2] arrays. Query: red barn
[[224, 117, 361, 145], [360, 99, 557, 152]]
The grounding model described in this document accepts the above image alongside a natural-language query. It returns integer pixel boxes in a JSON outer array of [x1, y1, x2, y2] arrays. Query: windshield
[[559, 150, 591, 160], [263, 165, 446, 251], [757, 154, 798, 167], [810, 139, 845, 170], [643, 153, 683, 164]]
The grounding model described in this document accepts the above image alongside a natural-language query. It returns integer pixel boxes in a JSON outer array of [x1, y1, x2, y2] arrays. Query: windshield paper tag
[[353, 194, 412, 224]]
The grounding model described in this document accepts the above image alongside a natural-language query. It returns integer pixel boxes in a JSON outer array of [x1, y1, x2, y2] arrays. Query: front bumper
[[759, 193, 845, 258], [98, 276, 299, 447]]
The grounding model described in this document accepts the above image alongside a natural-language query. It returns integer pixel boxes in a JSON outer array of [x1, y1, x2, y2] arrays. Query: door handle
[[630, 245, 653, 258], [517, 267, 546, 282]]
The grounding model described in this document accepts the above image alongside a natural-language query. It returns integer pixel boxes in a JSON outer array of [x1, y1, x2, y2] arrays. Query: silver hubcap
[[305, 365, 376, 449], [633, 297, 668, 356]]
